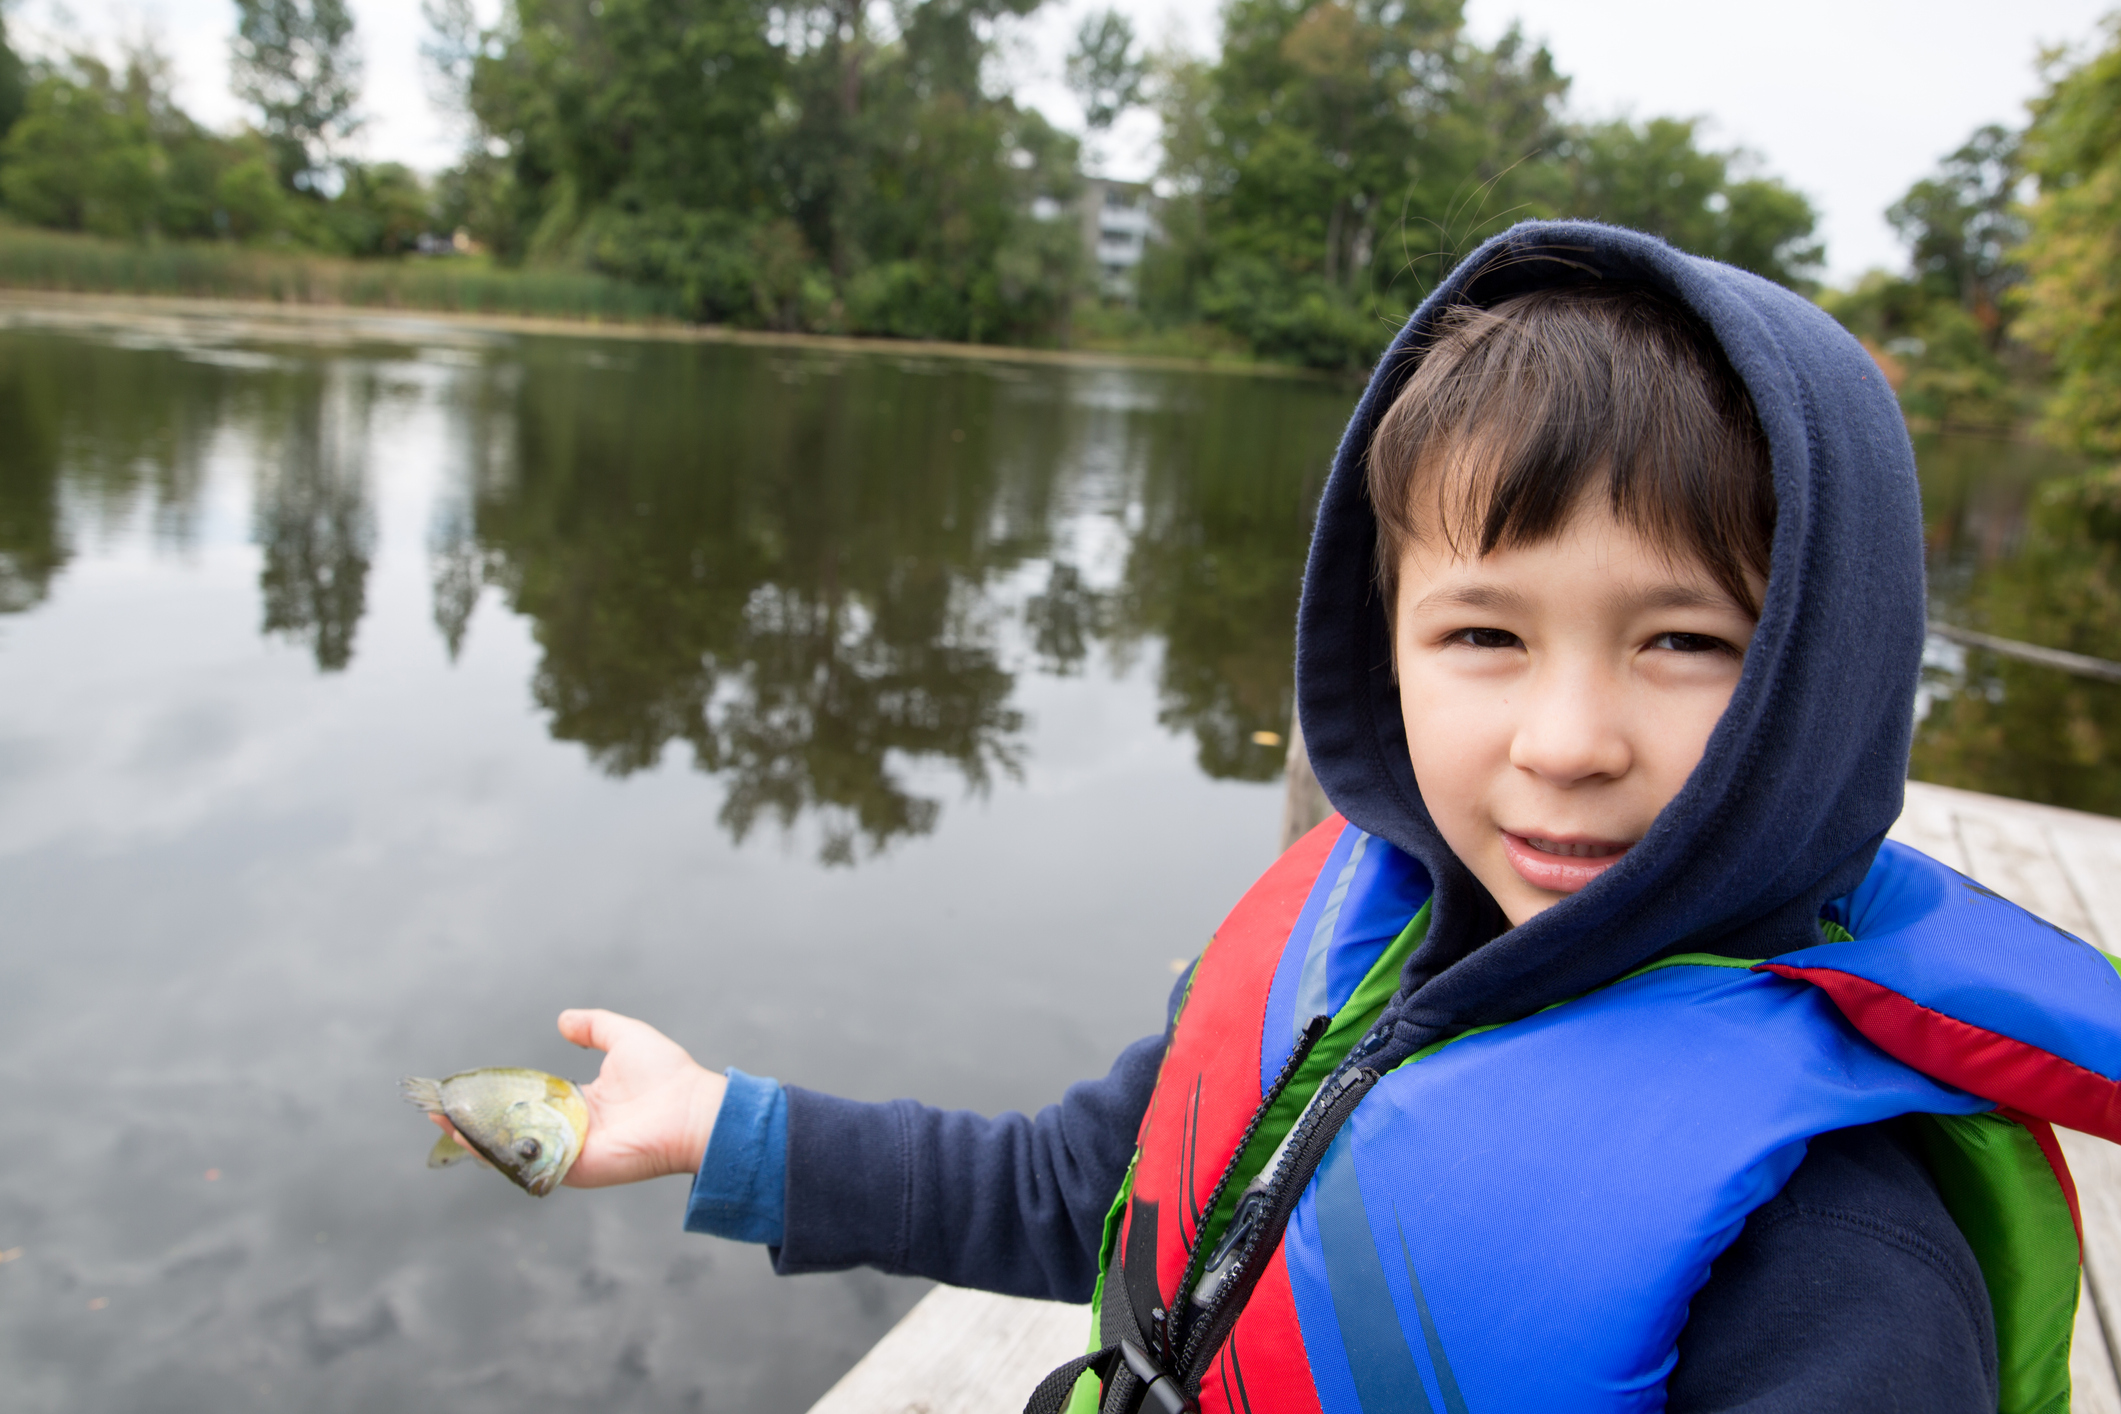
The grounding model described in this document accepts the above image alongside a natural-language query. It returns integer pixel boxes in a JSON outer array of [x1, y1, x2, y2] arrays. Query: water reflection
[[254, 367, 376, 672], [1914, 441, 2121, 814], [0, 322, 1350, 859], [0, 332, 222, 612], [14, 315, 2120, 824], [455, 347, 1047, 862]]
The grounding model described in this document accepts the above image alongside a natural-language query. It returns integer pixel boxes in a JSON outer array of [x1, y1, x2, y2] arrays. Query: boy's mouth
[[1500, 831, 1634, 893]]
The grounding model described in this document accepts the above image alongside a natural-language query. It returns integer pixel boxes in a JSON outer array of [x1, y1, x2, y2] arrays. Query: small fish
[[400, 1068, 589, 1197]]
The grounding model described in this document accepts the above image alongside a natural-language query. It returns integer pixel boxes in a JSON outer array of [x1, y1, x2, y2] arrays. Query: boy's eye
[[1451, 627, 1522, 650], [1649, 632, 1737, 655]]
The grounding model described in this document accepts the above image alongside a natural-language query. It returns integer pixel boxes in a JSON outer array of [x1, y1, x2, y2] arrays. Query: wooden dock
[[807, 777, 2121, 1414]]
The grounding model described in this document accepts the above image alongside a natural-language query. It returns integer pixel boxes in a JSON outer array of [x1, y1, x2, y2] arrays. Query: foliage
[[1067, 9, 1145, 132], [231, 0, 364, 190], [4, 54, 179, 240], [1890, 124, 2023, 327], [1819, 121, 2038, 432], [1563, 117, 1822, 289], [451, 0, 1080, 343], [0, 44, 436, 255], [0, 15, 25, 143], [1138, 1, 1819, 368], [2016, 19, 2121, 460]]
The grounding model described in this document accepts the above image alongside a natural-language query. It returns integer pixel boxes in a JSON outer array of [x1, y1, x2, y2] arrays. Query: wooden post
[[1280, 710, 1332, 854]]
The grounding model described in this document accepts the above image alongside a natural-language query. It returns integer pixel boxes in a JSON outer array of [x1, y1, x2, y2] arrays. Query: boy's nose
[[1507, 670, 1633, 785]]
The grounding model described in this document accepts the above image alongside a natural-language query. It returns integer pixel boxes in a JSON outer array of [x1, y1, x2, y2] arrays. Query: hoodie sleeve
[[1667, 1119, 1998, 1414], [766, 965, 1190, 1302]]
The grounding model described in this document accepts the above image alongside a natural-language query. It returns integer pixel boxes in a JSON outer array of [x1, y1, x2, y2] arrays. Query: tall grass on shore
[[0, 223, 685, 324]]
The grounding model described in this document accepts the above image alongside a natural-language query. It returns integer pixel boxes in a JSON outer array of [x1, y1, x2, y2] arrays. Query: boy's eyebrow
[[1619, 582, 1747, 613], [1407, 579, 1750, 616], [1409, 583, 1533, 615]]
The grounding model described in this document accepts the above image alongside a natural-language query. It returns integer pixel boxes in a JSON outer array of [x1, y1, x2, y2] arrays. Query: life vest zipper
[[1154, 1010, 1330, 1364], [1174, 1037, 1388, 1383]]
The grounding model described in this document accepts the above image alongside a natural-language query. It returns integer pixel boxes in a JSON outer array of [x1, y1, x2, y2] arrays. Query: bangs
[[1367, 286, 1775, 616]]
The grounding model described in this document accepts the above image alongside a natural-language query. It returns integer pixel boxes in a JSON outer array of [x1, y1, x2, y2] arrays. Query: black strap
[[1022, 1344, 1118, 1414], [1022, 1339, 1197, 1414], [1027, 1019, 1409, 1411]]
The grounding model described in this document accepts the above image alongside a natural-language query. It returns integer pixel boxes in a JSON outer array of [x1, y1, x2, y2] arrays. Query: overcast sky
[[19, 0, 2115, 284]]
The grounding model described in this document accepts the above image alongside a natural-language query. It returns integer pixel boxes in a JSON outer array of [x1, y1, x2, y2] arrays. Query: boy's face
[[1392, 498, 1760, 926]]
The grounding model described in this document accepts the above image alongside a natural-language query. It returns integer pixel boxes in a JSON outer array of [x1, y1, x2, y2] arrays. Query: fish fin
[[428, 1131, 473, 1168], [400, 1077, 445, 1112]]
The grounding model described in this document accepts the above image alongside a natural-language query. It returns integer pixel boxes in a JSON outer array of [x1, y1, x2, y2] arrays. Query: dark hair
[[1366, 285, 1775, 615]]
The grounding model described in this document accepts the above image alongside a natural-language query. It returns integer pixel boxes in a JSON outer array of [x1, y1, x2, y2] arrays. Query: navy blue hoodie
[[762, 224, 1998, 1411]]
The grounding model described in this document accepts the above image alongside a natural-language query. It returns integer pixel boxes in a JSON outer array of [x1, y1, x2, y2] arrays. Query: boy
[[440, 223, 2121, 1411]]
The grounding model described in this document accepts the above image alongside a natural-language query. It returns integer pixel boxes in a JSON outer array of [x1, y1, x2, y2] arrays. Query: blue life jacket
[[1079, 818, 2121, 1414]]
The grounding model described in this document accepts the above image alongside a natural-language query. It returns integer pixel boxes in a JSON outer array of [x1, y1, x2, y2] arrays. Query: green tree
[[1889, 124, 2023, 337], [1563, 117, 1821, 289], [0, 14, 27, 142], [1820, 121, 2033, 431], [2017, 19, 2121, 460], [1148, 0, 1567, 367], [323, 161, 432, 255], [231, 0, 363, 191], [1067, 9, 1145, 133], [2, 56, 169, 239], [449, 0, 1080, 343], [465, 0, 785, 300]]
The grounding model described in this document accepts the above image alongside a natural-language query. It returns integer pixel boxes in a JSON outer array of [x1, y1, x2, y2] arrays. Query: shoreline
[[0, 286, 1330, 380]]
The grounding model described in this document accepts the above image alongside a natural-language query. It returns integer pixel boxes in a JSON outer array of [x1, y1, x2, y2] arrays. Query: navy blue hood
[[1296, 220, 1924, 1046]]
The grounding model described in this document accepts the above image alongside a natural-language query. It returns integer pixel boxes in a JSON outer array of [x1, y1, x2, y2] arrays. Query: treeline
[[0, 0, 1824, 366], [4, 0, 2121, 411], [429, 0, 1824, 364], [1826, 19, 2121, 450], [0, 5, 430, 258]]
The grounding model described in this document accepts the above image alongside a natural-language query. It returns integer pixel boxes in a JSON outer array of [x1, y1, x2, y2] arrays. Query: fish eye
[[515, 1138, 542, 1162]]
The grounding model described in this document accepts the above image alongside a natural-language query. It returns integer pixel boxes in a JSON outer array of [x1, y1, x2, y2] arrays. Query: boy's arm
[[1666, 1120, 1997, 1413], [768, 965, 1192, 1302]]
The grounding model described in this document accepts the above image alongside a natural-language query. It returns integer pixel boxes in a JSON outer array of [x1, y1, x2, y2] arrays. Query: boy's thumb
[[557, 1007, 612, 1050]]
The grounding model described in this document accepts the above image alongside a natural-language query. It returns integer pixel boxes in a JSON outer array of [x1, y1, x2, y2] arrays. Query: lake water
[[0, 307, 2110, 1413]]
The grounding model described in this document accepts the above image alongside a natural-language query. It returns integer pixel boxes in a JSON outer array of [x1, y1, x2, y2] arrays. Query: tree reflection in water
[[1913, 435, 2121, 814], [253, 366, 376, 673], [441, 344, 1351, 859], [26, 319, 2121, 840], [0, 330, 221, 613], [453, 344, 1045, 863]]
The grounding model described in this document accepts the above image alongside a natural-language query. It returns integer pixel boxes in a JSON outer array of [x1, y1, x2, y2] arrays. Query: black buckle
[[1119, 1338, 1198, 1414]]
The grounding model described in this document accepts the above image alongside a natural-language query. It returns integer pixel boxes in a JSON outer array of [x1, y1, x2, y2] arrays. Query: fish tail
[[400, 1076, 445, 1112]]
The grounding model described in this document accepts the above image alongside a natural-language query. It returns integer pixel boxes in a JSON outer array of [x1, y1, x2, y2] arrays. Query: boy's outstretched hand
[[424, 1008, 727, 1189], [555, 1008, 727, 1187]]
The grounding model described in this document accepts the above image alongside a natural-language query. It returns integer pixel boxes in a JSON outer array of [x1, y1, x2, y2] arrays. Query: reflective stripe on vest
[[1084, 819, 2112, 1414]]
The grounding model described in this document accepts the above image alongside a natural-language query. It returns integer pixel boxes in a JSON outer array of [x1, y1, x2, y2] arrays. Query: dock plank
[[1888, 782, 1975, 874], [1955, 810, 2099, 941], [804, 1285, 1086, 1414], [2062, 1129, 2121, 1414], [2076, 1270, 2121, 1414], [2047, 825, 2121, 954]]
